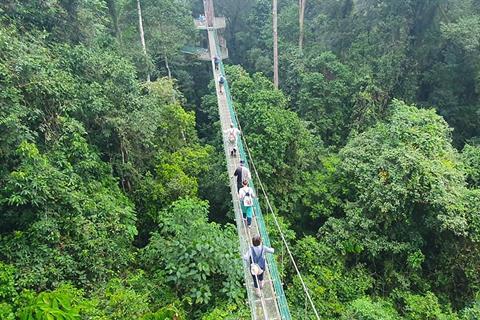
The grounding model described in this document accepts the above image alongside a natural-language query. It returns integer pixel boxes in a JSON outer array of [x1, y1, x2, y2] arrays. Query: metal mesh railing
[[213, 30, 292, 320]]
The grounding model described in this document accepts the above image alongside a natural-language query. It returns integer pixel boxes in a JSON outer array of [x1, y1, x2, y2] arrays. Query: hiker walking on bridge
[[244, 235, 274, 297], [239, 180, 255, 228], [233, 160, 251, 192], [218, 75, 226, 94], [225, 122, 240, 157], [213, 55, 220, 71]]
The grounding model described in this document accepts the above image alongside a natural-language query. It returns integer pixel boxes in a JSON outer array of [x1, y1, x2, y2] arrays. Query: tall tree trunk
[[299, 0, 306, 51], [136, 0, 150, 82], [163, 52, 176, 102], [106, 0, 121, 39], [164, 53, 172, 79], [273, 0, 279, 89]]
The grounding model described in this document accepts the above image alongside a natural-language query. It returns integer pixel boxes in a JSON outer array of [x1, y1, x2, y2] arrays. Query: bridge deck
[[206, 28, 283, 320]]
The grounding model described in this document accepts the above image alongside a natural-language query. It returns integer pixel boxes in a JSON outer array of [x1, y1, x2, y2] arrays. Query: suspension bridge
[[187, 1, 321, 319]]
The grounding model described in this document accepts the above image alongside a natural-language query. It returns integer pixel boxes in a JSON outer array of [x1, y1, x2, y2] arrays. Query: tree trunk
[[106, 0, 121, 39], [273, 0, 279, 89], [164, 53, 172, 80], [299, 0, 306, 51], [136, 0, 150, 82]]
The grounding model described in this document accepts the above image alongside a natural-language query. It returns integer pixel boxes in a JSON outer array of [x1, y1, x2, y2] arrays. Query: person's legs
[[233, 143, 237, 156], [246, 207, 253, 227], [252, 274, 258, 288], [258, 273, 264, 289], [252, 274, 262, 296]]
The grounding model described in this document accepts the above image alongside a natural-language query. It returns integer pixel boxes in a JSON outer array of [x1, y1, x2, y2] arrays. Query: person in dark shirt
[[244, 235, 274, 297], [218, 75, 225, 94], [213, 55, 220, 70], [233, 160, 251, 192]]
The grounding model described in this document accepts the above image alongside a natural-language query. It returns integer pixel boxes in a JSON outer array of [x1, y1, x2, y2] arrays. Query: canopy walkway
[[191, 1, 320, 319], [206, 28, 289, 320]]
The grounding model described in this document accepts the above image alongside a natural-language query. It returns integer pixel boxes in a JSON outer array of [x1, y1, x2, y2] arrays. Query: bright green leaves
[[142, 198, 243, 306], [341, 297, 400, 320], [224, 65, 327, 229], [462, 144, 480, 188], [0, 118, 137, 290], [287, 236, 373, 318], [152, 146, 211, 206], [338, 100, 463, 226], [317, 99, 480, 308], [17, 285, 86, 320], [0, 263, 16, 307]]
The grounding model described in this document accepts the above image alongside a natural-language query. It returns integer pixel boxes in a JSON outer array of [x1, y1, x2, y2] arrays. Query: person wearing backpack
[[213, 55, 220, 71], [243, 235, 274, 297], [225, 122, 240, 157], [218, 75, 226, 94], [233, 160, 251, 192], [238, 180, 255, 227]]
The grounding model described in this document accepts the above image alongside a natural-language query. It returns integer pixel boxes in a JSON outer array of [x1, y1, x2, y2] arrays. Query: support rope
[[230, 91, 321, 320]]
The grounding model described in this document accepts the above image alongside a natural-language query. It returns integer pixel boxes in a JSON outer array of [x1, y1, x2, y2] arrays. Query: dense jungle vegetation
[[1, 0, 480, 319]]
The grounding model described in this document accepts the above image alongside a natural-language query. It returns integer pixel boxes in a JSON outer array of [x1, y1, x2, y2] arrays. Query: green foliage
[[0, 262, 16, 302], [297, 52, 356, 146], [0, 263, 16, 320], [319, 99, 480, 307], [17, 284, 86, 320], [462, 144, 480, 187], [141, 304, 186, 320], [3, 0, 480, 318], [0, 0, 108, 43], [461, 296, 480, 320], [142, 198, 243, 306], [341, 297, 400, 320], [398, 291, 458, 320], [288, 236, 373, 318], [200, 303, 249, 320], [94, 277, 151, 320], [224, 65, 328, 229], [116, 0, 194, 80], [0, 119, 137, 290], [0, 303, 15, 320]]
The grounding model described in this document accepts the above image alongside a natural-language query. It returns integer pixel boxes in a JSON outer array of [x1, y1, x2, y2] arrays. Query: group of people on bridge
[[213, 56, 226, 94], [225, 119, 274, 297], [215, 54, 274, 297]]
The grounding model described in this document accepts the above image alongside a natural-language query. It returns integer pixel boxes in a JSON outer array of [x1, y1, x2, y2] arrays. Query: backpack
[[228, 129, 236, 143], [243, 191, 253, 207], [219, 76, 225, 84], [250, 246, 265, 276]]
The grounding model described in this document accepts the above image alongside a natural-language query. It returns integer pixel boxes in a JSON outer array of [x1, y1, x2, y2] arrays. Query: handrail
[[212, 30, 292, 320]]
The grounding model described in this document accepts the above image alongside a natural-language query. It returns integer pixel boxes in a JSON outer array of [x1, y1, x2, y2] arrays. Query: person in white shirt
[[238, 180, 255, 227], [225, 123, 240, 157]]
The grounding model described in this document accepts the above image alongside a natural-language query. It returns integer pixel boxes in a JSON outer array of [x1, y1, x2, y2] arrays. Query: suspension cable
[[231, 105, 321, 320]]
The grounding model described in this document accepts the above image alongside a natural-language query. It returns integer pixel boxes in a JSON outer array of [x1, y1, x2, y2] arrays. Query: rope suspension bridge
[[187, 1, 321, 318]]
